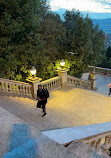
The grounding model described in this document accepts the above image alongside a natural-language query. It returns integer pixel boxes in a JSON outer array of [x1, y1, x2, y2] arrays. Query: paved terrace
[[0, 87, 111, 157], [82, 73, 111, 95]]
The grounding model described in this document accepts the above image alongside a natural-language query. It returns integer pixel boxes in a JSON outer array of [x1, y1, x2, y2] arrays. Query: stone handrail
[[67, 75, 92, 90], [88, 66, 111, 75], [80, 131, 111, 156], [41, 77, 62, 92], [0, 78, 32, 97]]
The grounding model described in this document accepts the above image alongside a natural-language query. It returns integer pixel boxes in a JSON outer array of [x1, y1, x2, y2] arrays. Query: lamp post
[[90, 67, 96, 90], [30, 66, 36, 78], [60, 59, 65, 69], [26, 66, 42, 98], [57, 59, 68, 88]]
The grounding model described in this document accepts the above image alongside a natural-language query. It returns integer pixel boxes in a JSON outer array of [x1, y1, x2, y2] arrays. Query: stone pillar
[[91, 79, 96, 90], [57, 69, 68, 88], [26, 77, 42, 99], [90, 68, 96, 90]]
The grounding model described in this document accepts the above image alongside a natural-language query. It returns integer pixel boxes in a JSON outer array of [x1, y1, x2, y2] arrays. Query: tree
[[0, 5, 106, 81], [41, 12, 66, 62], [63, 10, 105, 77], [106, 46, 111, 60], [0, 0, 48, 80]]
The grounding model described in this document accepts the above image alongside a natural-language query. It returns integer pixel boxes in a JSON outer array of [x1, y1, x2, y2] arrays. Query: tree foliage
[[106, 46, 111, 60], [99, 46, 111, 69], [0, 3, 105, 81], [63, 11, 105, 77], [0, 0, 48, 80]]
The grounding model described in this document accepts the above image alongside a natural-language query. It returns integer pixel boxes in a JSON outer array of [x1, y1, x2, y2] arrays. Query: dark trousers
[[109, 88, 111, 95], [37, 101, 46, 112]]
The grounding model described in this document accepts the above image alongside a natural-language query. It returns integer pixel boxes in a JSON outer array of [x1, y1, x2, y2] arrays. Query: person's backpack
[[43, 88, 49, 98]]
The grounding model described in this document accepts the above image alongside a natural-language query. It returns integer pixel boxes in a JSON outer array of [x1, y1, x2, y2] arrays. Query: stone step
[[3, 138, 38, 158], [9, 124, 32, 152]]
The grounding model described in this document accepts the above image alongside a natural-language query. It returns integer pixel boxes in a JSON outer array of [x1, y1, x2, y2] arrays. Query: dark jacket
[[37, 89, 47, 104]]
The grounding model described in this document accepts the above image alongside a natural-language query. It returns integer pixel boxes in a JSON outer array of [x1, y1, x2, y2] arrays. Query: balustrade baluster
[[109, 136, 111, 145], [15, 84, 17, 93], [46, 83, 49, 90], [59, 79, 61, 87], [2, 81, 5, 91], [90, 140, 96, 148], [22, 85, 25, 94], [52, 82, 54, 89], [45, 84, 47, 90], [0, 82, 1, 91], [58, 79, 60, 87], [13, 83, 15, 94], [50, 82, 52, 90], [9, 83, 12, 93], [52, 82, 53, 89], [96, 138, 102, 150], [73, 79, 75, 85], [46, 83, 48, 90], [29, 86, 32, 96], [56, 80, 57, 87], [5, 82, 8, 92], [26, 86, 29, 95], [17, 84, 20, 94], [24, 86, 26, 94], [103, 136, 110, 154], [20, 85, 23, 94], [53, 81, 55, 88]]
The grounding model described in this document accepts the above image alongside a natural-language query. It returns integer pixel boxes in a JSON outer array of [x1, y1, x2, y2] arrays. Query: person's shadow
[[3, 124, 39, 158]]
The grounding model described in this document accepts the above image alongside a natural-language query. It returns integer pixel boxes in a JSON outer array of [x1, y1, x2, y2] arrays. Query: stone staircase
[[3, 124, 37, 158], [0, 106, 79, 158], [0, 106, 109, 158], [0, 93, 111, 158], [3, 139, 38, 158]]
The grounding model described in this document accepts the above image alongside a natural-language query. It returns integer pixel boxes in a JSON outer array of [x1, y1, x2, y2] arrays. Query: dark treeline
[[0, 0, 105, 81], [98, 46, 111, 69]]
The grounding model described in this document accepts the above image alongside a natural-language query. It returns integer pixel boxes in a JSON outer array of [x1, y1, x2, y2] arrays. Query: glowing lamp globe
[[60, 59, 65, 67], [30, 66, 36, 76]]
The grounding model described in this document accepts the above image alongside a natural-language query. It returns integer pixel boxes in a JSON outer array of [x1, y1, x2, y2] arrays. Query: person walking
[[108, 84, 111, 95], [104, 71, 107, 75], [37, 85, 48, 117]]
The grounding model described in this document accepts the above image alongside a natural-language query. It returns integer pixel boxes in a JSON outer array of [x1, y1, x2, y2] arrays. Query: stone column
[[57, 69, 68, 88], [91, 79, 96, 90], [90, 68, 96, 90], [26, 77, 42, 99]]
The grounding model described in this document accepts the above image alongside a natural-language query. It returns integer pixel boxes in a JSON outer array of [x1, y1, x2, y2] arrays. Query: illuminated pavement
[[0, 87, 111, 157], [82, 73, 111, 95], [1, 87, 111, 129]]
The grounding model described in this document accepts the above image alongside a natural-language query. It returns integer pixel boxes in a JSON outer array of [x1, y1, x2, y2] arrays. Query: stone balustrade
[[0, 78, 32, 97], [41, 77, 62, 92], [0, 74, 93, 98], [88, 66, 111, 75], [81, 131, 111, 156], [67, 75, 92, 90]]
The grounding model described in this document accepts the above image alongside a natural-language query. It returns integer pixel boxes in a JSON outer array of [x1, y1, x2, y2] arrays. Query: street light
[[60, 59, 65, 68], [30, 66, 36, 77]]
